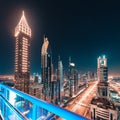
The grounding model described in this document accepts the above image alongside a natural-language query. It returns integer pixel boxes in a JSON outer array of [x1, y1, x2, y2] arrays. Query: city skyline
[[0, 1, 120, 75]]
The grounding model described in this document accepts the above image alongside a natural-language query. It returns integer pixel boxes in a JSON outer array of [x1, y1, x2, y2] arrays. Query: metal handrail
[[0, 95, 28, 120], [0, 84, 88, 120]]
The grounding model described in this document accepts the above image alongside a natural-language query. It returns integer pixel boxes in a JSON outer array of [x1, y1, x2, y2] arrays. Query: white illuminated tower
[[97, 55, 107, 81], [90, 55, 118, 120], [97, 55, 108, 99], [14, 11, 31, 93], [97, 55, 109, 99]]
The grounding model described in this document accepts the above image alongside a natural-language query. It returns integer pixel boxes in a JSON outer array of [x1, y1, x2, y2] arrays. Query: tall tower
[[90, 55, 118, 120], [68, 57, 78, 97], [97, 55, 109, 99], [41, 37, 52, 102], [14, 11, 31, 94], [57, 56, 64, 104]]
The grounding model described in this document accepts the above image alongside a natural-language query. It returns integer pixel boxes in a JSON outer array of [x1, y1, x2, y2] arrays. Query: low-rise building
[[29, 83, 43, 99]]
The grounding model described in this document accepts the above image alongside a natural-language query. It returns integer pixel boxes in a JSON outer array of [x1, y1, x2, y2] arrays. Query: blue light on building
[[0, 84, 87, 120]]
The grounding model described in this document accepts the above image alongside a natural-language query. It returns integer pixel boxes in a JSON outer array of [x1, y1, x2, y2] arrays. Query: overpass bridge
[[0, 84, 87, 120]]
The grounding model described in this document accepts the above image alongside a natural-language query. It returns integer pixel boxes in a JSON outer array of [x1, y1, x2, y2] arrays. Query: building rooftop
[[15, 11, 31, 37], [91, 97, 116, 110]]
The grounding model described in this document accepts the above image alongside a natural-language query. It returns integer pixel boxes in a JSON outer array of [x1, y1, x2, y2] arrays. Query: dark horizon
[[0, 1, 120, 75]]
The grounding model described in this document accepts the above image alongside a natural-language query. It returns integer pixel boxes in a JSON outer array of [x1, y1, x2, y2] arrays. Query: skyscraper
[[41, 37, 52, 102], [14, 11, 31, 94], [90, 55, 118, 120], [97, 55, 109, 99], [57, 56, 64, 104], [68, 57, 78, 97], [51, 80, 57, 104]]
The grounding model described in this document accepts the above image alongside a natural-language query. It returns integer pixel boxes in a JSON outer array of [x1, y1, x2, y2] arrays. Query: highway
[[109, 81, 120, 95], [65, 81, 98, 119]]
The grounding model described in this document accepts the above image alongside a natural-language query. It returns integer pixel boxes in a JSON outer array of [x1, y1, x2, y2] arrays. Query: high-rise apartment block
[[14, 11, 31, 94]]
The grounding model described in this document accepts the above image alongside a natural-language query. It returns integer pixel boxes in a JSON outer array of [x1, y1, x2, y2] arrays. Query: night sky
[[0, 0, 120, 75]]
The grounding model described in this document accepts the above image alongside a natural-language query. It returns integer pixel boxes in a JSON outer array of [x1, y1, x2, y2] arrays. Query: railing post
[[0, 85, 4, 118], [32, 104, 37, 120], [1, 100, 4, 118], [4, 87, 8, 120]]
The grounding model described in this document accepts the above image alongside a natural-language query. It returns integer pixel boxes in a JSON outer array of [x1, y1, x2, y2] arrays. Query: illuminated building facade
[[14, 11, 31, 94], [41, 37, 52, 102], [57, 57, 64, 104], [97, 55, 107, 82], [90, 55, 118, 120], [97, 55, 109, 99], [68, 57, 78, 97]]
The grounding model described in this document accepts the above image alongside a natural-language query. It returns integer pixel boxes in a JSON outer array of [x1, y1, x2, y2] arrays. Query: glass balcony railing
[[0, 84, 87, 120]]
